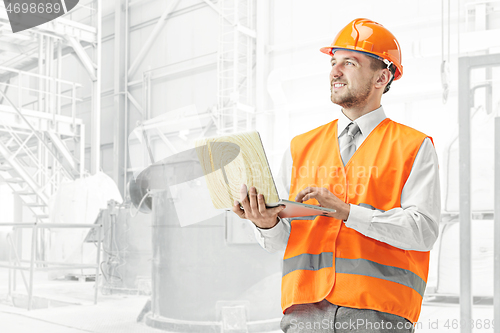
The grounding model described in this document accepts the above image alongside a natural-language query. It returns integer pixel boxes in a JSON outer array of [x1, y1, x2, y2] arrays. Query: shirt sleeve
[[253, 147, 293, 252], [344, 137, 441, 251]]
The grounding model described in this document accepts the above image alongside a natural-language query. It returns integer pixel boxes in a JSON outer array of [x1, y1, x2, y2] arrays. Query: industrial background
[[0, 0, 499, 332]]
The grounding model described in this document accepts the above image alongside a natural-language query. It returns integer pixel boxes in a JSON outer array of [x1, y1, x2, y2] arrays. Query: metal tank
[[97, 200, 152, 295], [145, 189, 283, 332], [134, 150, 283, 332]]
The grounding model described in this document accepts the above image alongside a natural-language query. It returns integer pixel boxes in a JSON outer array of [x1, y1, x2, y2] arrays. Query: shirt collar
[[337, 106, 387, 138]]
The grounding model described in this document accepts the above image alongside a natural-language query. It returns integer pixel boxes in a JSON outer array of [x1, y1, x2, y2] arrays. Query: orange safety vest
[[283, 118, 432, 323]]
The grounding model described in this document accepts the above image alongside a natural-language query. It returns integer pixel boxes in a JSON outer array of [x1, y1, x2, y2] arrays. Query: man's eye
[[346, 61, 354, 66]]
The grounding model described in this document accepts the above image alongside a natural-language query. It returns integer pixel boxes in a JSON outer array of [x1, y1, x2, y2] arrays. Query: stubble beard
[[330, 79, 373, 109]]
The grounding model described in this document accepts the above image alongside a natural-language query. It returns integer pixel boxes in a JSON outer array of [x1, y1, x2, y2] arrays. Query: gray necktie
[[339, 122, 360, 166]]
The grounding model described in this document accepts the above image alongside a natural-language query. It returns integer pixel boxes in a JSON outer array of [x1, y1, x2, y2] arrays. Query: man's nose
[[330, 65, 342, 81]]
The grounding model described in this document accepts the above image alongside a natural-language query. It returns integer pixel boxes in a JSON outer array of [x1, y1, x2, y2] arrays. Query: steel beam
[[90, 0, 102, 174], [0, 43, 79, 83], [113, 0, 127, 196], [127, 0, 180, 79], [65, 36, 97, 81], [127, 92, 143, 114], [124, 0, 130, 195], [458, 55, 472, 333], [458, 53, 500, 333], [0, 40, 29, 54], [495, 116, 500, 333]]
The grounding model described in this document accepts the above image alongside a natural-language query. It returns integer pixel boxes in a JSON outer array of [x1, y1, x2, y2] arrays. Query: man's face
[[329, 50, 377, 109]]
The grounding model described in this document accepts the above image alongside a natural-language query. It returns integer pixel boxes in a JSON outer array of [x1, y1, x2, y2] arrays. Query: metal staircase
[[0, 0, 97, 223], [0, 67, 85, 224], [0, 0, 100, 310]]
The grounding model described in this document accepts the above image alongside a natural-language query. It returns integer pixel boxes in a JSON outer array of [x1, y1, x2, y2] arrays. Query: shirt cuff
[[256, 218, 286, 238], [344, 204, 374, 234]]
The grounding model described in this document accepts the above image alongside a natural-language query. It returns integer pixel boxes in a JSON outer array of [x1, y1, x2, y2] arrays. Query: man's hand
[[232, 184, 285, 229], [295, 186, 350, 221]]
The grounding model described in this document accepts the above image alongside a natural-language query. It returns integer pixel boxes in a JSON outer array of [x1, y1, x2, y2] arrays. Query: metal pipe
[[0, 65, 83, 87], [0, 263, 100, 271], [80, 123, 85, 176], [95, 223, 102, 305], [113, 0, 125, 196], [458, 56, 472, 333], [495, 116, 500, 333], [90, 0, 102, 174], [38, 35, 43, 112], [57, 41, 62, 116], [28, 225, 37, 310], [232, 7, 238, 133], [13, 194, 22, 291], [16, 260, 100, 267], [45, 36, 50, 114], [124, 0, 129, 196], [50, 37, 56, 127], [146, 70, 151, 119], [6, 234, 30, 296], [3, 223, 103, 228], [72, 84, 76, 131], [17, 72, 21, 110], [8, 234, 11, 296]]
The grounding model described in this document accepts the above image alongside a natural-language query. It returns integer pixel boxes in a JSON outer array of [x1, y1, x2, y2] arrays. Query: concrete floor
[[0, 270, 495, 333], [0, 270, 166, 333], [1, 296, 495, 333], [418, 299, 494, 333]]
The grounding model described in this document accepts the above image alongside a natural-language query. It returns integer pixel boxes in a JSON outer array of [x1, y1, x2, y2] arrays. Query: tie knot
[[346, 122, 360, 137]]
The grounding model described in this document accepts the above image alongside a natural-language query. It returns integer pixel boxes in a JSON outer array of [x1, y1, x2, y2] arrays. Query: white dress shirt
[[253, 106, 441, 252]]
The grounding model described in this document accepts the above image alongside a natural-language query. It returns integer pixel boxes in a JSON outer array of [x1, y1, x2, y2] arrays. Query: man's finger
[[295, 188, 307, 202], [269, 205, 286, 216], [249, 186, 258, 213], [239, 184, 250, 210], [232, 200, 245, 219], [240, 184, 248, 201], [302, 193, 313, 202], [296, 187, 315, 202], [257, 194, 267, 215]]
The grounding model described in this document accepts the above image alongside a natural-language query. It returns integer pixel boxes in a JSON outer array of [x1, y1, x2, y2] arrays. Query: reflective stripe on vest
[[283, 253, 426, 297], [336, 258, 426, 297], [283, 252, 333, 277]]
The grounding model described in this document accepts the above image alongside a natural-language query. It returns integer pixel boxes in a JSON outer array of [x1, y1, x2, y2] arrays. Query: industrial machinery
[[130, 149, 283, 333]]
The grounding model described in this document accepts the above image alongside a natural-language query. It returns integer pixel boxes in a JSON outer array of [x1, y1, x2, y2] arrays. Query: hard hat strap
[[384, 65, 396, 94], [381, 58, 393, 70]]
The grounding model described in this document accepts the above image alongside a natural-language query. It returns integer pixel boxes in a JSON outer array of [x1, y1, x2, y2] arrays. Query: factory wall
[[36, 0, 500, 207]]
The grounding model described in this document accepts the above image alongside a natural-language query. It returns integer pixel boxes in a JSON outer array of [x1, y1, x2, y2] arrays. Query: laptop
[[195, 131, 336, 218]]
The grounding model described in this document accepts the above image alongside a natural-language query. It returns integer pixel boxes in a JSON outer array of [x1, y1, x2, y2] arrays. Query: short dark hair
[[368, 57, 396, 94]]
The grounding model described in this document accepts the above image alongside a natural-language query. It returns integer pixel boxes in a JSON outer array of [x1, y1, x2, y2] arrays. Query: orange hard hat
[[320, 18, 403, 80]]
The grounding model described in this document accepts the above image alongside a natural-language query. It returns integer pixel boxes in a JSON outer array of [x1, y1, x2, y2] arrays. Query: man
[[232, 18, 440, 333]]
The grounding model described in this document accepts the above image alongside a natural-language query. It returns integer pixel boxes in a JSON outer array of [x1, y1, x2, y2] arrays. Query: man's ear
[[375, 68, 391, 89]]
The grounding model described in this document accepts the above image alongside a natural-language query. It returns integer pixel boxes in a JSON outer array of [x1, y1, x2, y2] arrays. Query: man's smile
[[332, 82, 347, 90]]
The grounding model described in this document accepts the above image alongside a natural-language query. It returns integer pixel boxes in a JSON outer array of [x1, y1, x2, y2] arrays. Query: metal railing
[[0, 222, 102, 310]]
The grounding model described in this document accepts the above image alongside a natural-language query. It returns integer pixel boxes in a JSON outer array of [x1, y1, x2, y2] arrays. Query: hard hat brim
[[319, 46, 403, 81]]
